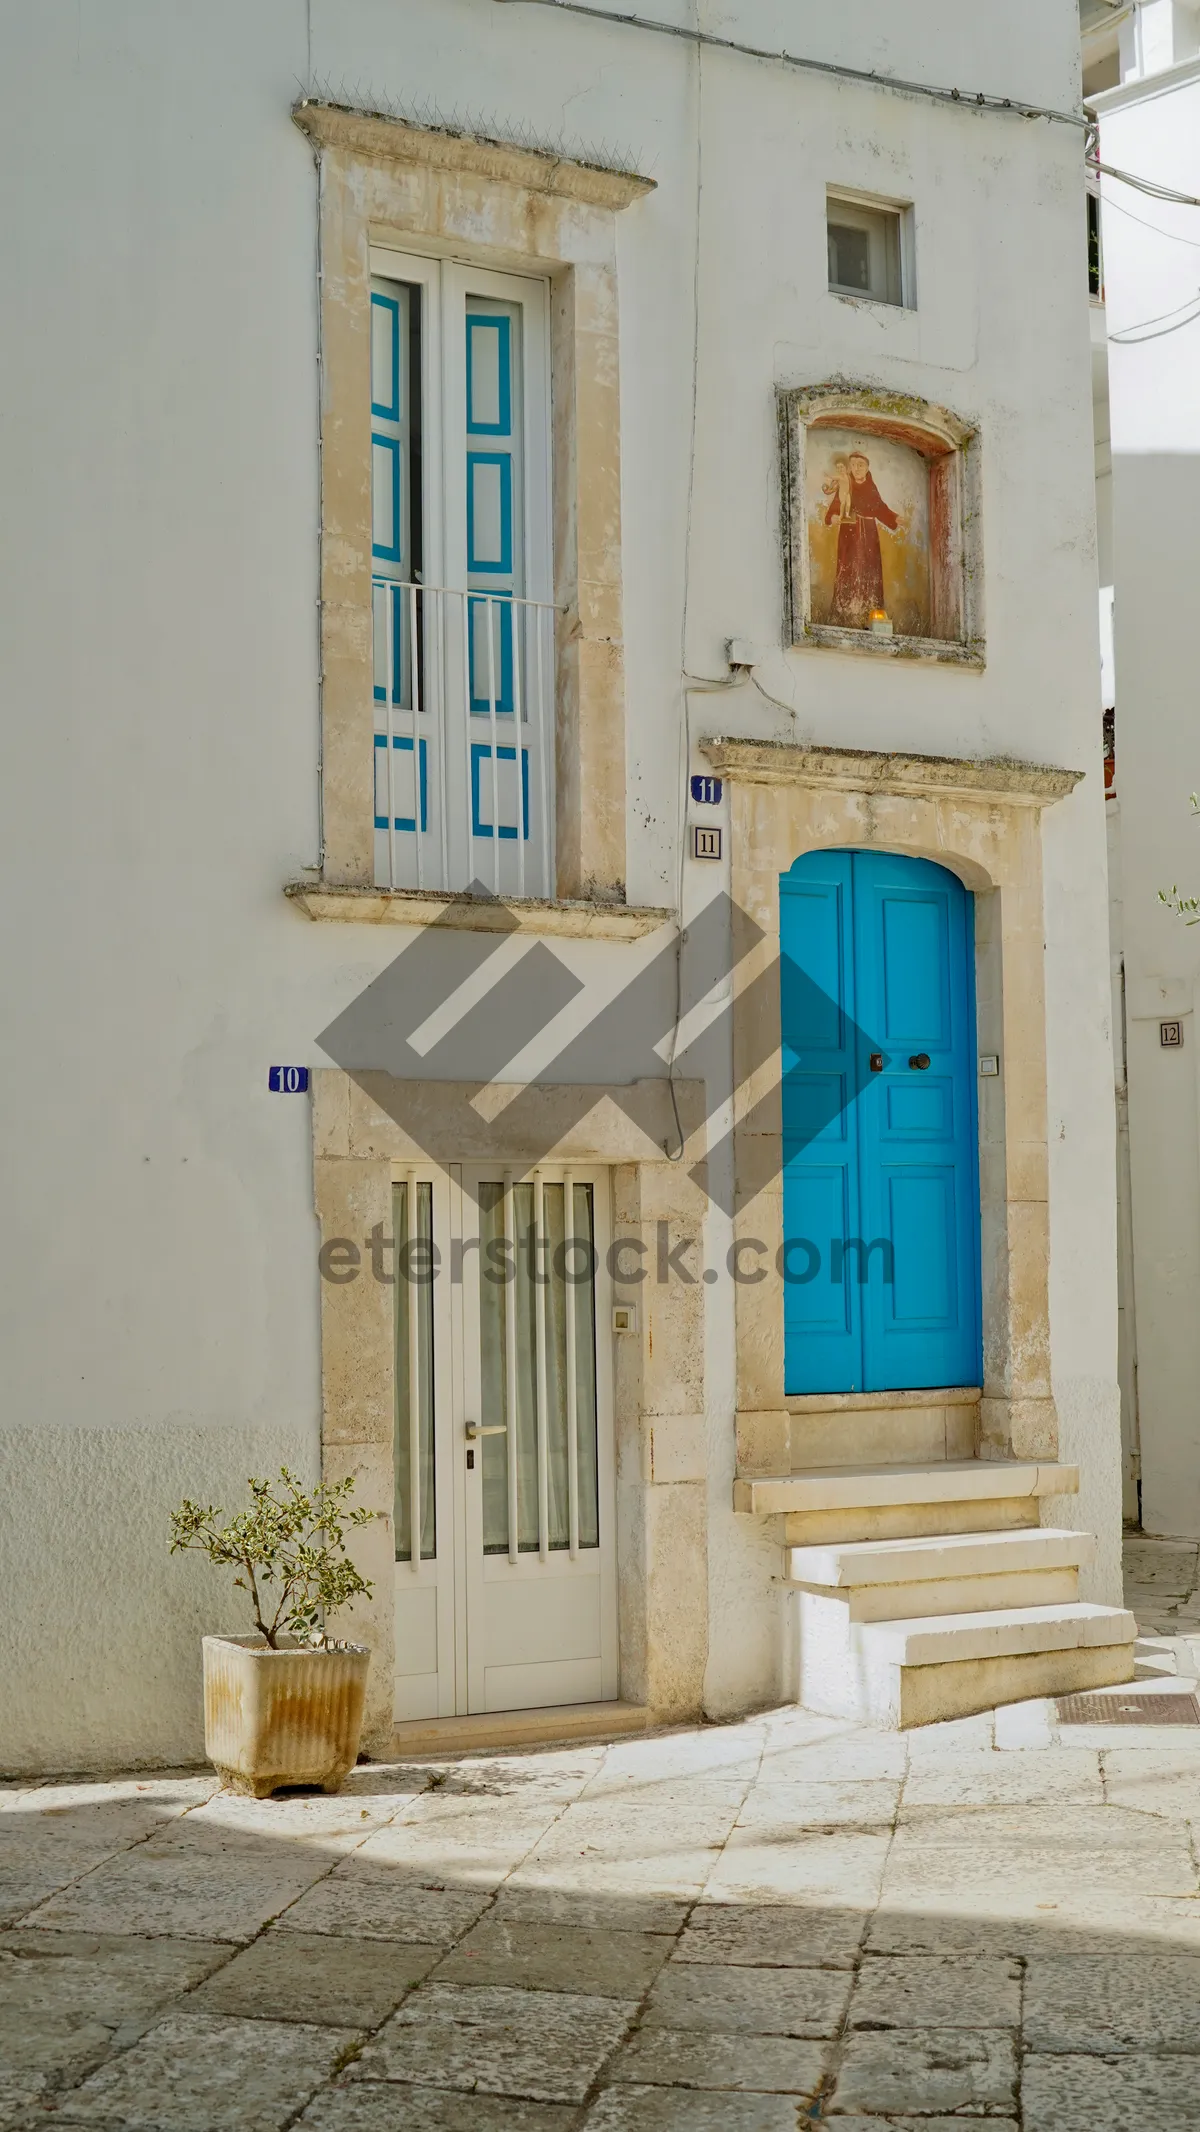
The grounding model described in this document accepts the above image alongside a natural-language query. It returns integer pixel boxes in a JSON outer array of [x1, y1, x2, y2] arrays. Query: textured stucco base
[[0, 1425, 318, 1776]]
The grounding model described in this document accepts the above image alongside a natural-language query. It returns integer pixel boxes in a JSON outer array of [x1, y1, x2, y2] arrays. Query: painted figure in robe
[[822, 450, 899, 628]]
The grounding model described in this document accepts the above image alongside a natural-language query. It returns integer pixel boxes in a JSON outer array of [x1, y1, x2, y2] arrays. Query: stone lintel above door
[[707, 739, 1085, 1472]]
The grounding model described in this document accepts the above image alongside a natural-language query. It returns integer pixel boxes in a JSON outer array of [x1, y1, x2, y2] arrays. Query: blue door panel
[[882, 1169, 958, 1326], [879, 894, 952, 1044], [780, 859, 862, 1392], [782, 1164, 854, 1328], [884, 1078, 952, 1136], [780, 848, 982, 1396]]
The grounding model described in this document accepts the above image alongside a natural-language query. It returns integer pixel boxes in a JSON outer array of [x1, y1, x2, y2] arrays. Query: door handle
[[909, 1053, 931, 1070], [869, 1054, 884, 1073], [465, 1423, 507, 1440]]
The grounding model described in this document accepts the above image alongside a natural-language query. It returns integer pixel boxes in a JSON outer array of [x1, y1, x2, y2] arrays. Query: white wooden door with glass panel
[[369, 248, 553, 900], [392, 1166, 618, 1719]]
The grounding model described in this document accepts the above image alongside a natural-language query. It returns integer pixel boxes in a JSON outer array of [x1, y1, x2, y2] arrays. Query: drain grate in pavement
[[1055, 1690, 1200, 1725]]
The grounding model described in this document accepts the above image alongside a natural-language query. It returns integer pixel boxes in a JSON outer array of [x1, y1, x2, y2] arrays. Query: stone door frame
[[701, 739, 1082, 1477], [311, 1067, 710, 1748]]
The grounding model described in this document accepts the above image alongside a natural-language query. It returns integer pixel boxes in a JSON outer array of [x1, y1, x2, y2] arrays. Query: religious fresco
[[806, 426, 931, 638]]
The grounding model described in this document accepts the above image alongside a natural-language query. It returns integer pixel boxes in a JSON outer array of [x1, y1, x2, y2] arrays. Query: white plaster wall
[[0, 0, 1116, 1770], [1095, 62, 1200, 1538]]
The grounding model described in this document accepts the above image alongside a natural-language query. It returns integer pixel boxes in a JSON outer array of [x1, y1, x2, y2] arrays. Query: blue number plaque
[[690, 774, 723, 805], [268, 1067, 310, 1094]]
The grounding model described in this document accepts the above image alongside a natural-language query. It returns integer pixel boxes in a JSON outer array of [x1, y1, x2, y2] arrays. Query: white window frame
[[368, 244, 552, 614], [826, 188, 915, 310], [368, 246, 555, 897]]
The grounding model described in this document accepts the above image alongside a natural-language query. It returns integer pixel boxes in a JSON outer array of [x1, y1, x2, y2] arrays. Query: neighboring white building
[[0, 0, 1132, 1774], [1088, 0, 1200, 1539]]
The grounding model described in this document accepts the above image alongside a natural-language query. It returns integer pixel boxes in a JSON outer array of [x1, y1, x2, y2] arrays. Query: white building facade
[[0, 0, 1130, 1773], [1088, 0, 1200, 1539]]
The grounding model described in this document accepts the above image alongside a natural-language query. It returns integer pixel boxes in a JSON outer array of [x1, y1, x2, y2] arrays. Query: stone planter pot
[[202, 1635, 371, 1797]]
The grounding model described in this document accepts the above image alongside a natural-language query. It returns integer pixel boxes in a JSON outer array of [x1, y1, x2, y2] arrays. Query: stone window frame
[[291, 102, 655, 907], [778, 383, 984, 668], [700, 737, 1082, 1476]]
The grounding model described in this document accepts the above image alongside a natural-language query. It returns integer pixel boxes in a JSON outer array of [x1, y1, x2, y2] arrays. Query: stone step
[[787, 1525, 1095, 1588], [736, 1459, 1079, 1516], [785, 1526, 1093, 1624], [737, 1458, 1078, 1544], [864, 1599, 1136, 1669], [791, 1593, 1137, 1729]]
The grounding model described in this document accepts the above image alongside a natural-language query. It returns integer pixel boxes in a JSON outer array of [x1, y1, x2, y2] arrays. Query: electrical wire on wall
[[1089, 159, 1200, 340], [493, 0, 1092, 133], [1109, 288, 1200, 341]]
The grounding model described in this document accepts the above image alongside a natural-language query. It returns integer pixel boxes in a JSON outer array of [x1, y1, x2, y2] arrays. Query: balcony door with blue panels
[[369, 248, 552, 899], [780, 848, 982, 1395]]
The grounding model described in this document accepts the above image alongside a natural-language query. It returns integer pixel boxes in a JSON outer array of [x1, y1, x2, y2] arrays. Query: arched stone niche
[[778, 384, 983, 667]]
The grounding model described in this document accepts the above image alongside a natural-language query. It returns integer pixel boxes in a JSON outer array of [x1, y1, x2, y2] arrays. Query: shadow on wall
[[1111, 450, 1200, 1545]]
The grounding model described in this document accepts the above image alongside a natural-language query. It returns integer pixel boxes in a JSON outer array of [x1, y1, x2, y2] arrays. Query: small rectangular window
[[827, 192, 908, 308]]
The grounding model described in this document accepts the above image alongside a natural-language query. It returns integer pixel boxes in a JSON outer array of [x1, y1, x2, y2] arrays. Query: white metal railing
[[372, 580, 556, 900]]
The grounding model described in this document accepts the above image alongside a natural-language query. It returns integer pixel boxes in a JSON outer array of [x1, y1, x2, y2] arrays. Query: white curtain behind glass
[[478, 1181, 598, 1555]]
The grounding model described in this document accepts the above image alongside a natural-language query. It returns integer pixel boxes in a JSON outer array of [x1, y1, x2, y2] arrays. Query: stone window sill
[[800, 623, 985, 669], [285, 882, 673, 940]]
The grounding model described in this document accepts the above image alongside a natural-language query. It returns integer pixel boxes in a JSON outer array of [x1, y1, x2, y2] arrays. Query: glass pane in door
[[394, 1180, 436, 1560], [477, 1179, 600, 1556], [568, 1183, 600, 1549]]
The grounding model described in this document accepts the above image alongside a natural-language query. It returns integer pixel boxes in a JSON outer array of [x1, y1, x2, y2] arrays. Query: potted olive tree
[[170, 1469, 376, 1797]]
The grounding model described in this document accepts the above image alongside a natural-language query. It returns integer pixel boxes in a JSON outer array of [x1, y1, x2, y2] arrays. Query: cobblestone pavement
[[5, 1538, 1200, 2130]]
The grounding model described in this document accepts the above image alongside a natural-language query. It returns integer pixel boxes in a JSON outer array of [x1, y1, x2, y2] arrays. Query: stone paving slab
[[831, 2026, 1019, 2115], [1100, 1748, 1200, 1818], [1022, 1951, 1200, 2052], [21, 1843, 333, 1945], [297, 2085, 577, 2129], [828, 2121, 1019, 2131], [1022, 2050, 1200, 2129], [0, 1801, 213, 1929], [641, 1959, 850, 2037], [899, 1750, 1103, 1808], [705, 1825, 891, 1908], [756, 1736, 908, 1784], [348, 1807, 562, 1889], [276, 1866, 492, 1947], [434, 1919, 674, 1997], [47, 2009, 360, 2129], [583, 2087, 805, 2129], [349, 1982, 637, 2102], [675, 1902, 862, 1969], [848, 1953, 1022, 2030], [489, 1889, 690, 1936], [0, 1927, 229, 2094], [188, 1928, 440, 2027], [735, 1780, 901, 1829], [597, 1733, 765, 1783], [576, 1776, 754, 1810], [606, 2026, 826, 2094], [871, 1800, 1200, 1954]]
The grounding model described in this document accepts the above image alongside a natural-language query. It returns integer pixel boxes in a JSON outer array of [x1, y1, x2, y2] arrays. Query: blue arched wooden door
[[780, 849, 982, 1395]]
